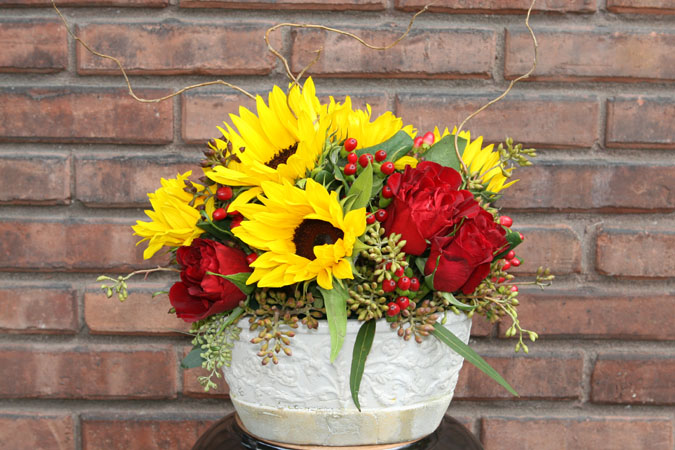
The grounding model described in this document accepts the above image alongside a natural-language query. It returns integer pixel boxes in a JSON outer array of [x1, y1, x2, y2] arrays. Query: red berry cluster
[[342, 138, 395, 177], [413, 131, 435, 149], [495, 215, 522, 292], [379, 265, 421, 317]]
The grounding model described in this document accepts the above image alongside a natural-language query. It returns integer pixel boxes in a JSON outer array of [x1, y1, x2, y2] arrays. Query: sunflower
[[233, 179, 366, 290], [328, 96, 416, 150], [206, 78, 329, 211], [132, 171, 215, 259], [433, 127, 517, 193]]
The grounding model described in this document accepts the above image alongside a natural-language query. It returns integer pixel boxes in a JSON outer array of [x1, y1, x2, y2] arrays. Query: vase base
[[236, 414, 424, 449]]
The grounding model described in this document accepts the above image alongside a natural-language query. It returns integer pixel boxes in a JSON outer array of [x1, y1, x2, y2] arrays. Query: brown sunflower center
[[293, 219, 344, 261], [266, 143, 298, 169]]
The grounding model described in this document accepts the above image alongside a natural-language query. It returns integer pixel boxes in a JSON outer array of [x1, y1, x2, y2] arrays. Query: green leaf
[[319, 283, 348, 363], [350, 320, 376, 411], [196, 219, 232, 241], [494, 227, 523, 260], [439, 292, 479, 311], [180, 346, 205, 369], [423, 134, 468, 171], [347, 163, 373, 211], [432, 323, 518, 397], [355, 131, 414, 163], [206, 271, 255, 295]]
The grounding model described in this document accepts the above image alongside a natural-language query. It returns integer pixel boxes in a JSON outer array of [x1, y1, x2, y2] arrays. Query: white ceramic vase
[[223, 313, 472, 446]]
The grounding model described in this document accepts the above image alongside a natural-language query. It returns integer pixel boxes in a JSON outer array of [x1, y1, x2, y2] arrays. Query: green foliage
[[349, 320, 376, 411], [422, 134, 468, 171], [320, 283, 348, 363]]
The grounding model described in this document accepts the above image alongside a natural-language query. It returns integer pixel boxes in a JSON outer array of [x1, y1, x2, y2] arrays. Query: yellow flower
[[233, 179, 366, 290], [132, 171, 214, 259], [433, 127, 517, 193], [328, 97, 416, 149], [205, 78, 329, 210]]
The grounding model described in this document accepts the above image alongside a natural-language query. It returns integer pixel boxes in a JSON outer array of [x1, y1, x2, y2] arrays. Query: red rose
[[424, 210, 508, 294], [383, 161, 482, 255], [169, 238, 251, 322]]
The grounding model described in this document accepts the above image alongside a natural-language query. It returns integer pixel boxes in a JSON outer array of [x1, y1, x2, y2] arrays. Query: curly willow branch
[[265, 4, 431, 94], [51, 0, 255, 101], [453, 0, 539, 176]]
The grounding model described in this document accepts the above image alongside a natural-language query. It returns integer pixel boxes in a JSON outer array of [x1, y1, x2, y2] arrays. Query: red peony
[[424, 210, 508, 295], [383, 161, 483, 255], [169, 238, 251, 322]]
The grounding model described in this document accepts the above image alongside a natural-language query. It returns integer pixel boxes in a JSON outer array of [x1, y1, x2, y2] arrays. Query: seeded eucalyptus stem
[[97, 266, 180, 302]]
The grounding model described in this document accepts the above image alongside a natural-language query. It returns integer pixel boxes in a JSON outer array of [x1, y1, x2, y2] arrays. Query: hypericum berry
[[396, 296, 410, 310], [498, 276, 506, 283], [519, 232, 524, 241], [358, 153, 373, 168], [382, 279, 397, 293], [510, 285, 519, 293], [381, 162, 395, 175], [375, 149, 387, 162], [506, 250, 516, 260], [385, 262, 392, 270], [216, 186, 233, 201], [366, 214, 376, 225], [502, 260, 511, 271], [344, 163, 357, 176], [246, 253, 258, 265], [386, 302, 401, 316], [382, 185, 394, 199], [347, 152, 358, 164], [375, 209, 388, 222], [394, 267, 405, 278], [499, 215, 513, 227], [413, 136, 424, 148], [422, 131, 435, 145], [230, 214, 244, 228], [511, 258, 521, 267], [397, 276, 411, 291], [344, 138, 358, 152], [409, 277, 420, 291], [212, 208, 227, 221]]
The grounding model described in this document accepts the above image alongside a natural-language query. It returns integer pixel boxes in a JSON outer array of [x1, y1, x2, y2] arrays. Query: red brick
[[396, 95, 598, 148], [511, 224, 581, 274], [592, 356, 675, 405], [498, 164, 675, 212], [482, 417, 673, 450], [470, 315, 495, 337], [455, 353, 583, 400], [75, 157, 194, 206], [0, 0, 166, 6], [85, 289, 190, 335], [181, 92, 387, 144], [506, 30, 675, 82], [0, 288, 78, 334], [0, 220, 166, 272], [0, 153, 70, 205], [180, 0, 384, 9], [608, 0, 675, 14], [0, 88, 173, 144], [291, 28, 496, 79], [0, 21, 66, 73], [597, 229, 675, 278], [606, 97, 675, 149], [182, 347, 230, 398], [77, 23, 276, 76], [0, 413, 74, 450], [509, 292, 675, 340], [0, 346, 176, 398], [396, 0, 595, 13], [82, 416, 216, 450]]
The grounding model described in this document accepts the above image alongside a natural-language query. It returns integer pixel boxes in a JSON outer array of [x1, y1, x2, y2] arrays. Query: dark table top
[[192, 413, 484, 450]]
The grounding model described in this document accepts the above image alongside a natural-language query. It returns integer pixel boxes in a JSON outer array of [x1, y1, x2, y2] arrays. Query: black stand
[[192, 413, 483, 450]]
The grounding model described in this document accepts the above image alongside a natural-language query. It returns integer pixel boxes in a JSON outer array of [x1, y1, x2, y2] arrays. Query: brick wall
[[1, 1, 674, 449]]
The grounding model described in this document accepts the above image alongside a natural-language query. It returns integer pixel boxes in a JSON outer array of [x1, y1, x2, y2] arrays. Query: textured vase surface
[[223, 313, 472, 446]]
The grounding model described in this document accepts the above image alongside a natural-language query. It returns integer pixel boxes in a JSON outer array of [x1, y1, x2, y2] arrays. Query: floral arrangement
[[99, 77, 553, 408]]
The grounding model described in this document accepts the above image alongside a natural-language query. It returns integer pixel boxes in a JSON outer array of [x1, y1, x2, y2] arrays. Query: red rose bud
[[344, 138, 358, 152], [358, 153, 373, 168], [409, 277, 420, 291], [347, 152, 358, 164], [422, 131, 435, 146], [381, 162, 395, 175], [397, 276, 411, 291], [212, 208, 227, 221], [344, 163, 357, 176], [169, 239, 251, 322], [382, 279, 397, 293], [216, 186, 233, 201], [413, 136, 424, 148], [375, 150, 387, 162], [386, 302, 401, 317], [499, 215, 513, 227]]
